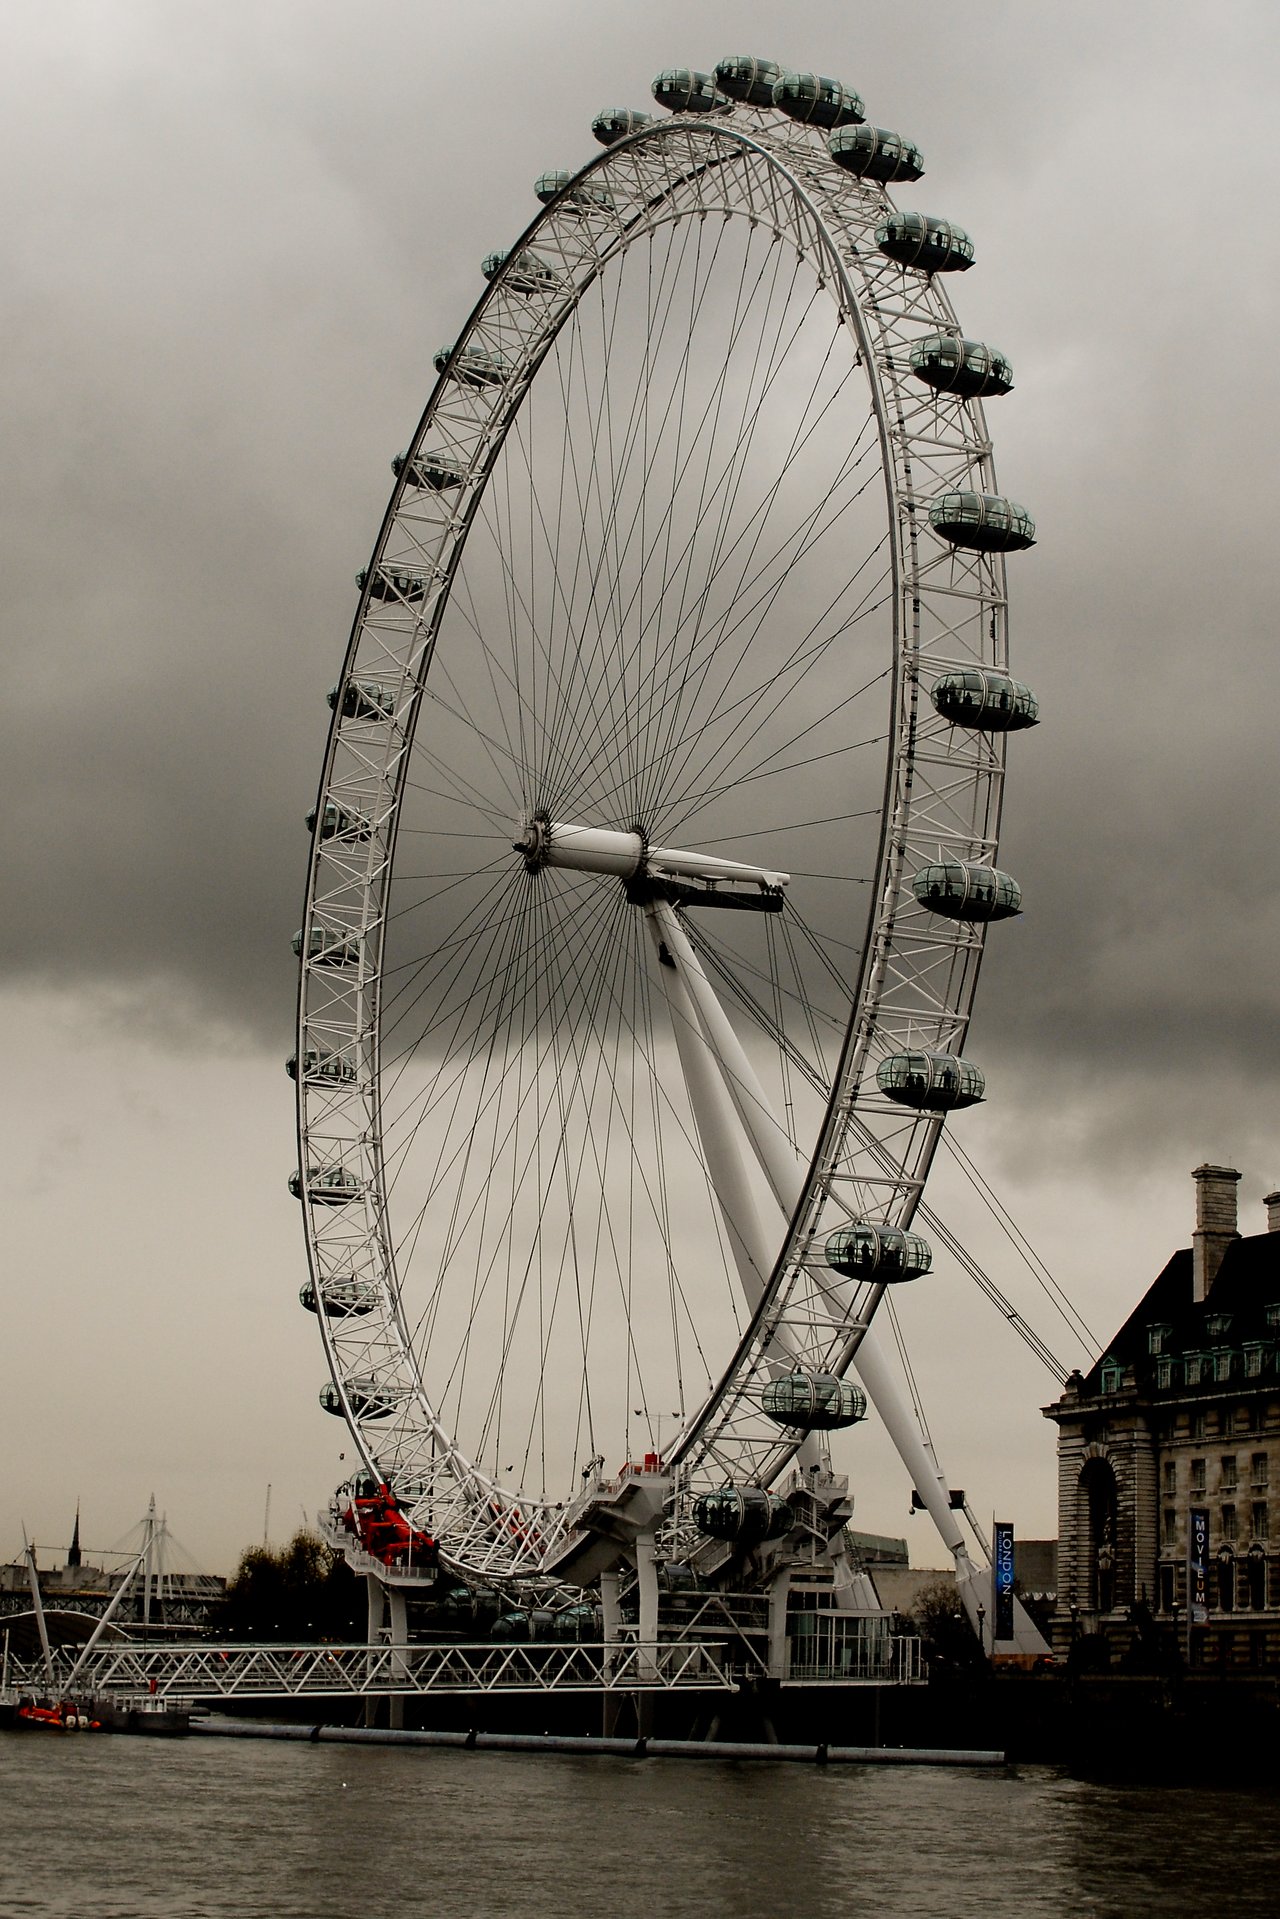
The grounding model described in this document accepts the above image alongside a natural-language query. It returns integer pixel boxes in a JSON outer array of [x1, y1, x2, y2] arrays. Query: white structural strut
[[652, 900, 970, 1566], [651, 899, 1047, 1654]]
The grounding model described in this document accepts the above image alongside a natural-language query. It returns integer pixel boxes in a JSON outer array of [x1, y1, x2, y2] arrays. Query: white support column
[[387, 1586, 408, 1731], [364, 1574, 384, 1728], [635, 1530, 660, 1681], [767, 1566, 793, 1679]]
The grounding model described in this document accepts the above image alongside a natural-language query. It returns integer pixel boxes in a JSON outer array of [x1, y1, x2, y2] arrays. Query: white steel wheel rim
[[297, 108, 1016, 1582]]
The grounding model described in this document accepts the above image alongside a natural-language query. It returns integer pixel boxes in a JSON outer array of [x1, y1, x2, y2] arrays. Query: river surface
[[2, 1730, 1277, 1918]]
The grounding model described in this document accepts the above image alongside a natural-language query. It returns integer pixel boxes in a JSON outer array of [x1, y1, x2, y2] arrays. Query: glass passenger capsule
[[299, 1276, 376, 1318], [290, 1166, 364, 1206], [910, 335, 1012, 399], [481, 248, 560, 294], [827, 124, 924, 182], [928, 491, 1036, 552], [293, 927, 358, 967], [713, 55, 783, 105], [875, 1050, 986, 1111], [772, 71, 864, 128], [591, 107, 654, 145], [286, 1048, 356, 1085], [912, 860, 1022, 920], [533, 171, 616, 213], [825, 1223, 934, 1280], [760, 1371, 868, 1430], [319, 1377, 396, 1420], [432, 342, 511, 388], [876, 212, 974, 273], [693, 1487, 793, 1543], [357, 565, 427, 604], [930, 668, 1038, 731], [652, 69, 727, 114], [392, 451, 466, 490], [306, 801, 372, 843], [328, 680, 395, 722]]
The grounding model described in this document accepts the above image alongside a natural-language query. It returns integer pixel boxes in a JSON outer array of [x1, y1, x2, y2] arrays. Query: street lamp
[[976, 1603, 986, 1657]]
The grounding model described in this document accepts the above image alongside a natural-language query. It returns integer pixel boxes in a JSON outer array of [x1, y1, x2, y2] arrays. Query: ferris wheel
[[292, 56, 1038, 1591]]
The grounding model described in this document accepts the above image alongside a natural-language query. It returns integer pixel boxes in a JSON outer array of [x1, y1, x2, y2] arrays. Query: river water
[[2, 1731, 1277, 1918]]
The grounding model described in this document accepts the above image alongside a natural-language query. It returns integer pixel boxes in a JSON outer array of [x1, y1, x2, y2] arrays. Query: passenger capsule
[[827, 124, 924, 182], [319, 1377, 396, 1420], [928, 490, 1035, 552], [930, 668, 1038, 732], [693, 1487, 793, 1543], [286, 1048, 356, 1085], [761, 1371, 868, 1430], [328, 680, 395, 722], [293, 927, 358, 968], [392, 451, 466, 491], [713, 55, 783, 106], [533, 171, 616, 213], [910, 335, 1012, 399], [299, 1277, 376, 1318], [290, 1166, 364, 1206], [357, 565, 427, 604], [481, 248, 560, 294], [652, 69, 727, 114], [591, 107, 654, 146], [772, 71, 864, 128], [825, 1223, 934, 1280], [306, 801, 372, 843], [432, 343, 511, 388], [875, 1050, 986, 1111], [912, 860, 1022, 920], [876, 212, 974, 274]]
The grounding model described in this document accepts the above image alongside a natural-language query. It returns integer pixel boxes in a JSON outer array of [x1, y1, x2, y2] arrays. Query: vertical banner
[[1189, 1507, 1209, 1625], [993, 1520, 1015, 1642]]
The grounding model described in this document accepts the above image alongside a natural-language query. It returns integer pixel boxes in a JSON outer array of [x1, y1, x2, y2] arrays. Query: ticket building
[[1045, 1166, 1280, 1669]]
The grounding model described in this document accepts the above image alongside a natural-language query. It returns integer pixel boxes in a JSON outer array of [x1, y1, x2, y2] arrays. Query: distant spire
[[68, 1501, 82, 1569]]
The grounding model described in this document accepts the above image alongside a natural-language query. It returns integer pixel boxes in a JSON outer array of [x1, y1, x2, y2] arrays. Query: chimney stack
[[1265, 1191, 1280, 1235], [1192, 1163, 1240, 1300]]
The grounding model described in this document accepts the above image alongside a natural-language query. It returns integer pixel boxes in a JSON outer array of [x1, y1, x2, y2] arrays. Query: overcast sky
[[4, 0, 1279, 1575]]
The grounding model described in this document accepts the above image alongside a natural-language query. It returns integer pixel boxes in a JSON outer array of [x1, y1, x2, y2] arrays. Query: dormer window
[[1148, 1323, 1173, 1356], [1205, 1313, 1232, 1340], [1100, 1358, 1123, 1395], [1266, 1304, 1280, 1331]]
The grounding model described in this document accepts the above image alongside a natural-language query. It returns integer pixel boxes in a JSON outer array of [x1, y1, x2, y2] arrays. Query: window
[[1222, 1505, 1238, 1541], [1252, 1452, 1269, 1489], [1191, 1458, 1206, 1492], [1245, 1345, 1264, 1379], [1190, 1410, 1208, 1441], [1265, 1304, 1280, 1331], [1221, 1406, 1237, 1436], [1159, 1563, 1178, 1612], [1156, 1357, 1173, 1390], [1205, 1313, 1232, 1340], [1251, 1501, 1269, 1541], [1148, 1323, 1172, 1355], [1100, 1360, 1123, 1395], [1162, 1508, 1177, 1546], [1162, 1460, 1177, 1496], [1185, 1355, 1203, 1387], [1214, 1352, 1234, 1384], [1221, 1455, 1238, 1491], [1237, 1402, 1256, 1434], [1218, 1551, 1235, 1611]]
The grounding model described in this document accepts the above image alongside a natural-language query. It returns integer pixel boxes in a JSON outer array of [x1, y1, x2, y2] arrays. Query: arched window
[[1246, 1546, 1266, 1612], [1216, 1548, 1235, 1614]]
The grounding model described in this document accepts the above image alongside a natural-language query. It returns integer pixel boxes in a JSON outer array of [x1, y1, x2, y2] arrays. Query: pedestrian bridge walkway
[[7, 1639, 734, 1703]]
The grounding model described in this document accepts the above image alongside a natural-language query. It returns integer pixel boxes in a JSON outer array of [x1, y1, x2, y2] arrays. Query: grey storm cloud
[[4, 0, 1279, 1124]]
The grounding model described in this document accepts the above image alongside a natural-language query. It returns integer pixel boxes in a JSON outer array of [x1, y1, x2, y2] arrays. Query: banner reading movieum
[[1189, 1506, 1209, 1624]]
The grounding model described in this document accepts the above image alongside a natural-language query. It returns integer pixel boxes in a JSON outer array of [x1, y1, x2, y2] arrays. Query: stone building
[[1045, 1165, 1280, 1669]]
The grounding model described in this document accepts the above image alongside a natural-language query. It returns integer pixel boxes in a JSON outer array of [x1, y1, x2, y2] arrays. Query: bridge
[[3, 1638, 734, 1704]]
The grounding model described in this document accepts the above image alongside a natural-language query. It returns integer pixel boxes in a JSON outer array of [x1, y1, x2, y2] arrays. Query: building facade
[[1045, 1165, 1280, 1670]]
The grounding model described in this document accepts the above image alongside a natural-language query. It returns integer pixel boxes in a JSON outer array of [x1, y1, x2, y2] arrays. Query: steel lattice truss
[[10, 1641, 733, 1701], [295, 93, 1022, 1581]]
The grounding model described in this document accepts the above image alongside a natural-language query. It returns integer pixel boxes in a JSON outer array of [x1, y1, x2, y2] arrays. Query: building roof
[[1072, 1230, 1280, 1400]]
